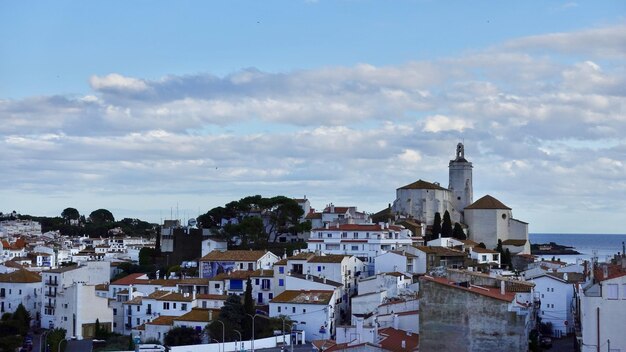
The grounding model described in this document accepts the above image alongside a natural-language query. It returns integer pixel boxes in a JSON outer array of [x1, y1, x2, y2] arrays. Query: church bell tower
[[448, 143, 473, 222]]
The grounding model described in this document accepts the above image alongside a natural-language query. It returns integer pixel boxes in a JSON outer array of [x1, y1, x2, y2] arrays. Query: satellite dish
[[187, 218, 198, 227]]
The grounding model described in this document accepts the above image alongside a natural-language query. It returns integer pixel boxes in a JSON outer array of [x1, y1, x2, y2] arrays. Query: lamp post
[[212, 339, 220, 352], [58, 337, 73, 352], [246, 313, 261, 352], [211, 320, 225, 352], [233, 329, 242, 352], [40, 330, 50, 352]]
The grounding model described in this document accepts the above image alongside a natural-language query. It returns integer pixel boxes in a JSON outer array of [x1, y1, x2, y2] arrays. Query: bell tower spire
[[449, 142, 473, 222]]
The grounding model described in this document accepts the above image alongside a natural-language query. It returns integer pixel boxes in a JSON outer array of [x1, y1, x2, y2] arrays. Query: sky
[[1, 1, 625, 233]]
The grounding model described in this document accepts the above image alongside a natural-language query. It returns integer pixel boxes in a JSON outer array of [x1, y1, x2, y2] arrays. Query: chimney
[[603, 265, 608, 279], [330, 203, 335, 213], [192, 288, 196, 300], [401, 341, 406, 349], [393, 314, 399, 329], [325, 223, 329, 229], [500, 281, 505, 295], [563, 273, 568, 282]]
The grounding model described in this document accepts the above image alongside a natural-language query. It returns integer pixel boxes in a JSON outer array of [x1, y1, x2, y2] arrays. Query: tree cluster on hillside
[[18, 208, 157, 238], [197, 195, 311, 247]]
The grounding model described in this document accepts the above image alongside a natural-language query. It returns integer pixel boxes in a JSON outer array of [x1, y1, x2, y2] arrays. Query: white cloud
[[90, 73, 149, 92], [1, 24, 625, 233]]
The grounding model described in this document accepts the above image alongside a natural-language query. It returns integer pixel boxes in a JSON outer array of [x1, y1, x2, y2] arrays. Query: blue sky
[[1, 1, 625, 233]]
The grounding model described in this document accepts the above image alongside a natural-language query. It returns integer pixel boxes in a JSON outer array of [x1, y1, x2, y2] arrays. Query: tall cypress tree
[[244, 278, 254, 315], [441, 210, 452, 238], [452, 223, 466, 240], [430, 212, 442, 242]]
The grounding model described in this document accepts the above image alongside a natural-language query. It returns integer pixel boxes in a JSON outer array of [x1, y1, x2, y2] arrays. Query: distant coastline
[[528, 233, 626, 264]]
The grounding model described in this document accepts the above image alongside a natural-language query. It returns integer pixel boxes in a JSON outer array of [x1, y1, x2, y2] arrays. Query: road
[[256, 343, 313, 352]]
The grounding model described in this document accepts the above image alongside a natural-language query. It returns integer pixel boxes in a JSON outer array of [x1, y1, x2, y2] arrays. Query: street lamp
[[58, 336, 74, 352], [212, 339, 220, 352], [40, 330, 50, 352], [211, 320, 225, 352], [233, 329, 242, 352], [246, 313, 262, 352]]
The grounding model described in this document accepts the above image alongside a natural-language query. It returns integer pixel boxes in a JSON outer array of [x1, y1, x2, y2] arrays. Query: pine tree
[[430, 212, 442, 242], [441, 211, 452, 238]]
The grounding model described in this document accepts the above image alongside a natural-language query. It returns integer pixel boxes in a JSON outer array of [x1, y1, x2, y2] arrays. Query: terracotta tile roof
[[111, 273, 145, 285], [146, 315, 177, 326], [177, 278, 210, 285], [305, 212, 322, 220], [312, 224, 404, 232], [465, 195, 511, 210], [45, 265, 80, 274], [413, 246, 466, 256], [307, 255, 348, 263], [123, 296, 143, 305], [422, 276, 515, 302], [460, 239, 478, 247], [384, 271, 411, 279], [0, 269, 41, 283], [378, 327, 419, 351], [146, 290, 172, 299], [274, 259, 287, 265], [162, 292, 194, 302], [95, 284, 109, 291], [270, 290, 334, 305], [502, 239, 527, 246], [200, 250, 269, 262], [544, 272, 586, 283], [292, 252, 316, 260], [390, 250, 417, 258], [323, 206, 351, 214], [593, 264, 626, 282], [471, 247, 499, 254], [398, 179, 448, 191], [174, 308, 220, 323]]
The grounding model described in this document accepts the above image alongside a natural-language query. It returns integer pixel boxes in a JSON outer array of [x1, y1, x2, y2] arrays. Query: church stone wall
[[394, 188, 457, 225]]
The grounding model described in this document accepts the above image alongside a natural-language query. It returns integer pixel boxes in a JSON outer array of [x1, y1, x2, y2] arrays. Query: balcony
[[46, 281, 58, 286], [44, 303, 55, 309], [45, 292, 56, 297]]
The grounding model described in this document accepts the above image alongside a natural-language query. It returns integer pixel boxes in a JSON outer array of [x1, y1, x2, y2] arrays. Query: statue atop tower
[[448, 142, 473, 221]]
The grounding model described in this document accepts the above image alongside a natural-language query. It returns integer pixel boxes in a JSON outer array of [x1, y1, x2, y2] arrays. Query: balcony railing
[[46, 281, 58, 286], [45, 292, 56, 297], [44, 303, 55, 309]]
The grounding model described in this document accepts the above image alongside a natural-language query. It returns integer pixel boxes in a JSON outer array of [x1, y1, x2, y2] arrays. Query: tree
[[164, 326, 201, 346], [46, 328, 67, 352], [244, 278, 254, 316], [89, 209, 115, 224], [477, 242, 486, 249], [452, 222, 466, 240], [430, 212, 442, 241], [496, 239, 503, 253], [441, 210, 452, 238], [139, 247, 156, 266], [12, 304, 31, 335], [61, 208, 80, 224]]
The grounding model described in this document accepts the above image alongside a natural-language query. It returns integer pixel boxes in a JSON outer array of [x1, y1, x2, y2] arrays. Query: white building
[[469, 247, 501, 266], [55, 283, 113, 339], [200, 238, 228, 258], [578, 264, 626, 352], [464, 195, 530, 255], [530, 272, 583, 337], [0, 269, 42, 325], [269, 289, 339, 341], [41, 261, 111, 329], [199, 250, 279, 279], [307, 223, 414, 275]]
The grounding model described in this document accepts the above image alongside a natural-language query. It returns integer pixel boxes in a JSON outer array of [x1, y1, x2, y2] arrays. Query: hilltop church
[[392, 143, 530, 254]]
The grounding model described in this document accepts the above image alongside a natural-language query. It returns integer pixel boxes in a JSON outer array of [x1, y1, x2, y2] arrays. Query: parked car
[[540, 336, 552, 349]]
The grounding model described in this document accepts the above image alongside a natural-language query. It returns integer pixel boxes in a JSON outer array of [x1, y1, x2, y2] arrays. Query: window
[[279, 267, 284, 274], [137, 306, 140, 312], [481, 255, 487, 261], [136, 318, 140, 325], [181, 303, 187, 310], [303, 309, 306, 313], [351, 245, 358, 251], [19, 290, 21, 295], [255, 279, 260, 285], [173, 303, 177, 309], [215, 283, 221, 289], [278, 307, 281, 313], [202, 301, 207, 308], [292, 307, 295, 313], [353, 232, 358, 238], [317, 266, 322, 272], [607, 284, 619, 300], [279, 279, 284, 287], [163, 302, 170, 310], [622, 284, 626, 299], [341, 232, 347, 238], [327, 233, 332, 238], [113, 308, 117, 315]]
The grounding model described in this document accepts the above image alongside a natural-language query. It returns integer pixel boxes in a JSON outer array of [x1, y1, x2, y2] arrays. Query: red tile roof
[[378, 327, 419, 351], [465, 195, 511, 210], [422, 276, 516, 302], [312, 224, 404, 232], [398, 179, 448, 191], [200, 250, 269, 262]]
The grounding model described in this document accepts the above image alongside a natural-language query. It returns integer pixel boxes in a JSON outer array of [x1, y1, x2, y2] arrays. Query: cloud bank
[[1, 24, 624, 233]]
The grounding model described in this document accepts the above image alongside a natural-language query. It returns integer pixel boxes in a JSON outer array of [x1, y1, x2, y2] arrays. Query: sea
[[529, 233, 626, 264]]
